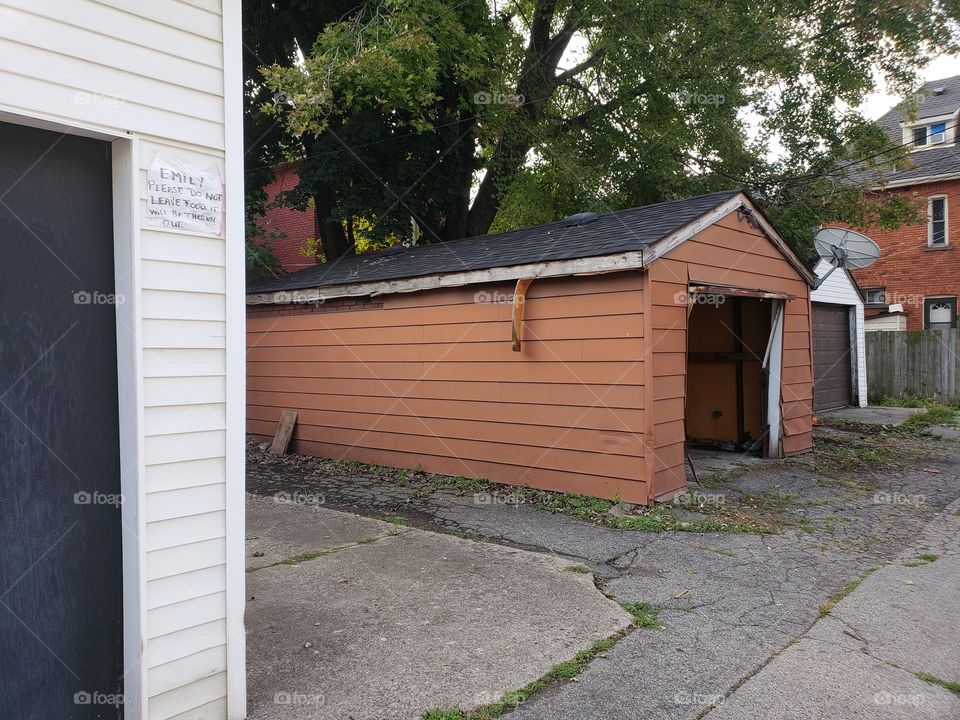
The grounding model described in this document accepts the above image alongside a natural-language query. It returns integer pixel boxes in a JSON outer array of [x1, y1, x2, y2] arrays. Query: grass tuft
[[620, 601, 664, 629], [818, 569, 876, 617], [915, 672, 960, 695], [422, 636, 620, 719]]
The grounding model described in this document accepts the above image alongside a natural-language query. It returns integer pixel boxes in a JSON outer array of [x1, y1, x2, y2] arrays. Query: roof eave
[[247, 192, 814, 305], [870, 171, 960, 190]]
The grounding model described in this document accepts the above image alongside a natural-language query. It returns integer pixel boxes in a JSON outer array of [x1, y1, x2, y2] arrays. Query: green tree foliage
[[248, 0, 960, 266]]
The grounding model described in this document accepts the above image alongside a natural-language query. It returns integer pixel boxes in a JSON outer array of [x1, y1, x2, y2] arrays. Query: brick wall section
[[256, 161, 318, 273], [247, 297, 385, 318], [851, 178, 960, 330]]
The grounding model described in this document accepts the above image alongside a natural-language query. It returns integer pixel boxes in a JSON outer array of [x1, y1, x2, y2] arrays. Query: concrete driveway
[[244, 494, 631, 719], [248, 410, 960, 719]]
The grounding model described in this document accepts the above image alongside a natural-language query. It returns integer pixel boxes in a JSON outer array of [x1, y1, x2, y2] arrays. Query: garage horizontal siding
[[144, 377, 227, 408], [143, 320, 227, 349], [142, 230, 226, 267], [248, 359, 645, 384], [145, 484, 226, 523], [0, 0, 225, 147], [147, 565, 227, 611], [147, 645, 227, 700], [248, 378, 642, 409], [0, 0, 223, 66], [248, 393, 642, 429], [247, 275, 650, 501], [148, 592, 227, 640], [146, 511, 226, 552], [0, 7, 224, 94], [0, 37, 224, 121], [275, 440, 628, 500]]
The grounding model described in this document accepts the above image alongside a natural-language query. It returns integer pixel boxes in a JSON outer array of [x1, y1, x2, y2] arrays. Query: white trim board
[[873, 172, 960, 190], [765, 300, 785, 457], [221, 0, 247, 715], [112, 134, 148, 720], [247, 193, 815, 305]]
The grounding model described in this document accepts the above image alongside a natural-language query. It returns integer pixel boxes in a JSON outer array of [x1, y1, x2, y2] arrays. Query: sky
[[857, 54, 960, 119]]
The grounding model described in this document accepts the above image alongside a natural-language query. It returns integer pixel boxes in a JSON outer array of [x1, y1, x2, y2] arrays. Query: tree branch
[[559, 80, 651, 130], [553, 48, 605, 85]]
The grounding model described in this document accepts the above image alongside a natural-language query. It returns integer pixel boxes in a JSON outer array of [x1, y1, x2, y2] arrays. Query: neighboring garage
[[811, 259, 867, 411], [247, 190, 816, 505]]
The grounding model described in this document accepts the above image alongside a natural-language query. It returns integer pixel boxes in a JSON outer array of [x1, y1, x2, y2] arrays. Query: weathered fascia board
[[246, 192, 808, 305], [245, 251, 647, 305]]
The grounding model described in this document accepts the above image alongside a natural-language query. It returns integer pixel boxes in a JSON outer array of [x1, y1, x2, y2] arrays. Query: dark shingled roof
[[248, 190, 743, 295], [850, 75, 960, 186]]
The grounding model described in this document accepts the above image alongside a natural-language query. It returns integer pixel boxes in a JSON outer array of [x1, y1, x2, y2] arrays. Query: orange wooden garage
[[247, 190, 815, 504]]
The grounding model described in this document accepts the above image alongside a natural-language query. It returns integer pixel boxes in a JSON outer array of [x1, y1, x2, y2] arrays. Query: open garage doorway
[[685, 288, 785, 458]]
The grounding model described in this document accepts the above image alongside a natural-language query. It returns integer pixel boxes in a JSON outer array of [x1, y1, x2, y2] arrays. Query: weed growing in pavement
[[620, 601, 664, 629], [422, 636, 622, 719], [818, 568, 878, 617], [694, 544, 737, 557], [915, 672, 960, 695]]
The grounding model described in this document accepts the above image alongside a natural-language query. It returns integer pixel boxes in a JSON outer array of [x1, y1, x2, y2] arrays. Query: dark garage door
[[812, 303, 853, 411], [0, 121, 123, 718]]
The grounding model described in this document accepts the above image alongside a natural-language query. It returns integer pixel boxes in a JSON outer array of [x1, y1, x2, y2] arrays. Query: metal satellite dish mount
[[812, 227, 881, 289]]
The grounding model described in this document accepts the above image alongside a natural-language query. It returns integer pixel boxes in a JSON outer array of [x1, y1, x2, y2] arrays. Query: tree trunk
[[312, 181, 351, 261], [441, 118, 477, 240], [465, 169, 504, 238], [463, 0, 580, 237]]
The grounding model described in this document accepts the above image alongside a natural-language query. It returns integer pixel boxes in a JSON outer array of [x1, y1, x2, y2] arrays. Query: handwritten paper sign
[[146, 155, 224, 235]]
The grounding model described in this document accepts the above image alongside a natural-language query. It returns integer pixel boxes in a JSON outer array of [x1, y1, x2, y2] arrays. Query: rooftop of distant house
[[849, 75, 960, 188]]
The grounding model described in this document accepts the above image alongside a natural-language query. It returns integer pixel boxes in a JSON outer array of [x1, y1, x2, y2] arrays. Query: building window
[[913, 126, 927, 146], [930, 122, 947, 144], [924, 297, 957, 329], [929, 196, 948, 246], [864, 288, 886, 305]]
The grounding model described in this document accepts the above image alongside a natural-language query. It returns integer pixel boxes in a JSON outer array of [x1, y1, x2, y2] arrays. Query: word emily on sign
[[146, 154, 225, 236]]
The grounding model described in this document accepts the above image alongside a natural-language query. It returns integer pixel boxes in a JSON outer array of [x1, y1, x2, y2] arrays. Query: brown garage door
[[812, 303, 852, 411]]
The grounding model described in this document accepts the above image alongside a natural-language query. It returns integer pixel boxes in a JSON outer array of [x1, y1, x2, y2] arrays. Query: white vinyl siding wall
[[865, 314, 908, 332], [0, 1, 242, 718], [811, 259, 868, 407]]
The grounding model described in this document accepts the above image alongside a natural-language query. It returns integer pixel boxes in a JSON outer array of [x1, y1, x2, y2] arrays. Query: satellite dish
[[812, 227, 880, 289]]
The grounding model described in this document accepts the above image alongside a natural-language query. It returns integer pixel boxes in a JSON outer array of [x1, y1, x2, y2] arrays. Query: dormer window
[[930, 122, 947, 144], [913, 127, 927, 146]]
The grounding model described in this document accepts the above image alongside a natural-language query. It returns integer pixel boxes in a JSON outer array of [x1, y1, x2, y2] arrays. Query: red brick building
[[257, 160, 317, 273], [850, 76, 960, 330]]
